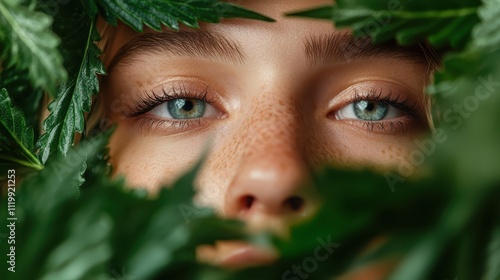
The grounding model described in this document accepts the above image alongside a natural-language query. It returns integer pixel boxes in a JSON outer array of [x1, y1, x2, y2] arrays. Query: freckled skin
[[100, 0, 432, 275]]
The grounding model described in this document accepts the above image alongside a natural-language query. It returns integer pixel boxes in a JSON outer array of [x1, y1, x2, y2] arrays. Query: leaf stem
[[0, 154, 43, 170], [336, 7, 478, 19]]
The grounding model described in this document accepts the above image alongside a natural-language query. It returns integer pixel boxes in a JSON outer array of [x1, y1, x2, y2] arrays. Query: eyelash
[[130, 85, 215, 116], [127, 85, 218, 132], [338, 87, 421, 134], [128, 85, 422, 135]]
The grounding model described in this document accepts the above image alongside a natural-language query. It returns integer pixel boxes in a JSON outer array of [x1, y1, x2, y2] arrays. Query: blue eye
[[353, 100, 388, 121], [337, 100, 404, 121], [149, 98, 219, 120], [167, 98, 206, 119]]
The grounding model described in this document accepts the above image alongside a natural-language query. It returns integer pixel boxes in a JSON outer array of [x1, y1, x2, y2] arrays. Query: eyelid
[[126, 81, 226, 118]]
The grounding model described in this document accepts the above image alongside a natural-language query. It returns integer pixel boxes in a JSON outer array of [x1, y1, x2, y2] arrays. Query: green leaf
[[484, 222, 500, 280], [88, 0, 274, 32], [0, 65, 44, 137], [286, 0, 481, 49], [286, 5, 333, 19], [0, 0, 66, 95], [0, 88, 43, 180], [39, 212, 112, 280], [37, 1, 106, 164], [0, 131, 112, 280], [270, 167, 452, 278], [430, 48, 500, 188], [0, 134, 247, 280], [387, 189, 482, 280], [472, 0, 500, 51], [119, 159, 248, 279], [2, 1, 500, 279]]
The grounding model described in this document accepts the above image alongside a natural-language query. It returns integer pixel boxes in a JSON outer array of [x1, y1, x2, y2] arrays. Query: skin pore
[[98, 0, 436, 276]]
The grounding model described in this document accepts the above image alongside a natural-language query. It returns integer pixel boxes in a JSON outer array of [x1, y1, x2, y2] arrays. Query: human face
[[101, 0, 431, 268]]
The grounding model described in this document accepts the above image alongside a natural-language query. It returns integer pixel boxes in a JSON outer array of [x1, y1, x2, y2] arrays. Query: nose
[[224, 160, 316, 217], [223, 99, 318, 233], [224, 149, 318, 234]]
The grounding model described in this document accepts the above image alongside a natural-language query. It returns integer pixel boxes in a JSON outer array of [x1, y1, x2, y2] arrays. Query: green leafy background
[[1, 0, 499, 279]]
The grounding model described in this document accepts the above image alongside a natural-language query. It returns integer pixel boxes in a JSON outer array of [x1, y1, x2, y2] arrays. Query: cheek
[[306, 122, 418, 170], [108, 126, 209, 191], [192, 125, 247, 211]]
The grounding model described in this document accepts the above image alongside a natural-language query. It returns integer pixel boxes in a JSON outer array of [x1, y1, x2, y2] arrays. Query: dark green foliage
[[36, 0, 106, 164], [84, 0, 275, 32], [0, 131, 249, 280], [0, 0, 499, 279], [285, 1, 500, 278], [0, 67, 44, 135], [288, 0, 482, 49], [0, 0, 66, 95], [0, 88, 42, 183]]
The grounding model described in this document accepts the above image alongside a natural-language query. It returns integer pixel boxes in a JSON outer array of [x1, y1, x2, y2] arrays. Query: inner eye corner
[[325, 108, 339, 120]]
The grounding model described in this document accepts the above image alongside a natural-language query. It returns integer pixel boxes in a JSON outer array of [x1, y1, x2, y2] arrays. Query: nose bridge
[[238, 93, 304, 161], [223, 92, 317, 227], [233, 92, 307, 179]]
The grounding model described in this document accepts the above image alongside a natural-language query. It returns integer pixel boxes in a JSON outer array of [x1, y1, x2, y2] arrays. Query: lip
[[217, 243, 276, 269]]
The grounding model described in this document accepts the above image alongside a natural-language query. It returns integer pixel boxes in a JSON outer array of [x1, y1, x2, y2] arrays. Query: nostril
[[241, 195, 255, 210], [284, 196, 304, 212]]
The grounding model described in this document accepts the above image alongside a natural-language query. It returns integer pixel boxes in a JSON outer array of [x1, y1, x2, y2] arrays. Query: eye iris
[[167, 98, 206, 119], [354, 100, 388, 121]]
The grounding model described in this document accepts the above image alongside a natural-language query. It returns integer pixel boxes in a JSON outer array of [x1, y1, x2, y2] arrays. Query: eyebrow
[[303, 32, 440, 70], [107, 30, 246, 72], [107, 30, 440, 73]]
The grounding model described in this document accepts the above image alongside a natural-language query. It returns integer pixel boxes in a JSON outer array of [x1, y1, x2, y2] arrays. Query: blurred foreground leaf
[[1, 0, 500, 279], [0, 131, 252, 280]]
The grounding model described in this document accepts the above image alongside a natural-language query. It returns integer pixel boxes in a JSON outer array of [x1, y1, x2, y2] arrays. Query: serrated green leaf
[[287, 0, 481, 49], [0, 65, 44, 136], [0, 89, 34, 152], [90, 0, 274, 32], [0, 131, 111, 280], [0, 88, 42, 180], [0, 0, 66, 95], [37, 1, 106, 164], [1, 1, 500, 279], [0, 134, 247, 280]]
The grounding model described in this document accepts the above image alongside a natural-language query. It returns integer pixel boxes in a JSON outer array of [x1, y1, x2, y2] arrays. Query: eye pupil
[[354, 100, 388, 121], [364, 102, 375, 111], [181, 100, 194, 111]]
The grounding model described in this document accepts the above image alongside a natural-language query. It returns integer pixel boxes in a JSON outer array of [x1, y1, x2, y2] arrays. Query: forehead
[[102, 1, 334, 62], [100, 0, 437, 77]]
